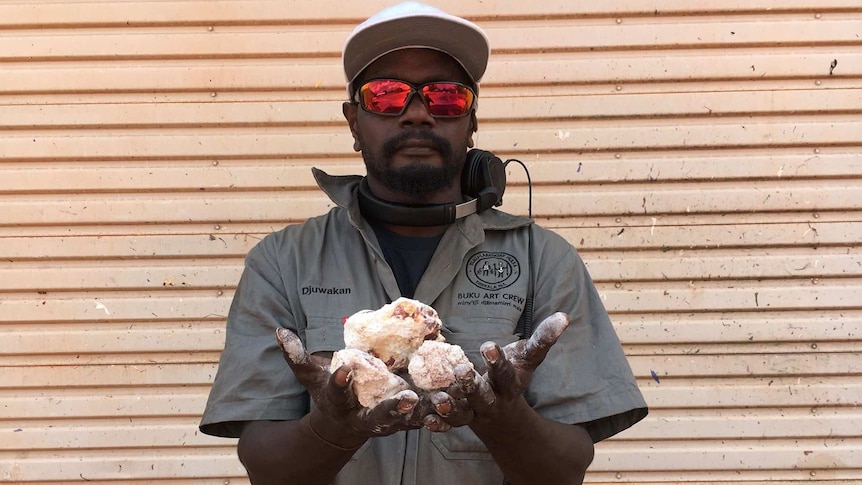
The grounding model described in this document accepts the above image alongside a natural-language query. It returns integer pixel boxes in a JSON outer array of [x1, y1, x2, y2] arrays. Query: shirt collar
[[311, 167, 533, 233]]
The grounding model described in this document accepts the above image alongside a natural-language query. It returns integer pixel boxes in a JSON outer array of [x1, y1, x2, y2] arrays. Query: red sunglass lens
[[423, 83, 473, 116], [359, 80, 474, 116], [360, 80, 412, 114]]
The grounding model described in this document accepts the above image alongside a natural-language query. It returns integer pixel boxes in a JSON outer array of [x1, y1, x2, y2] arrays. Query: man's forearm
[[470, 399, 594, 485], [237, 413, 366, 485]]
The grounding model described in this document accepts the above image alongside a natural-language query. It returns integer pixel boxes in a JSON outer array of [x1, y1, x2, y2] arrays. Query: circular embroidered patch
[[465, 251, 521, 291]]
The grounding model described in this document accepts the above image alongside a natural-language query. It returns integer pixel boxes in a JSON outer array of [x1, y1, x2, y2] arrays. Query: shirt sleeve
[[526, 229, 648, 442], [199, 235, 309, 438]]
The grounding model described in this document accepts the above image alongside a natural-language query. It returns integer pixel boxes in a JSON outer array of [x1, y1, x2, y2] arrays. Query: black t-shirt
[[369, 221, 444, 298]]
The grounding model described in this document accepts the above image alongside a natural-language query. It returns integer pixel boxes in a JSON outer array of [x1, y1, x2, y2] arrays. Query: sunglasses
[[354, 79, 476, 118]]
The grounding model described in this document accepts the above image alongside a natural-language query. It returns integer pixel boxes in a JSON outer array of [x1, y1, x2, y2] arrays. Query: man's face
[[343, 49, 476, 199]]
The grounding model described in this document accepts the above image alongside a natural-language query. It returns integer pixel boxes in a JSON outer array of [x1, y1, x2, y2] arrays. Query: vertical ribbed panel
[[0, 1, 860, 483]]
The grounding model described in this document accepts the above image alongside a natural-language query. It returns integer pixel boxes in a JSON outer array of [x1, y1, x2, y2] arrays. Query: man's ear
[[467, 111, 478, 148], [342, 102, 361, 152]]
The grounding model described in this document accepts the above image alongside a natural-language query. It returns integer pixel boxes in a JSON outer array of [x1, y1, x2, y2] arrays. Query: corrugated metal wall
[[1, 1, 860, 483]]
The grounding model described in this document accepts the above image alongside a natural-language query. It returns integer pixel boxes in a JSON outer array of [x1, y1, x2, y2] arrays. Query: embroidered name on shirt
[[301, 286, 352, 295], [456, 291, 524, 311]]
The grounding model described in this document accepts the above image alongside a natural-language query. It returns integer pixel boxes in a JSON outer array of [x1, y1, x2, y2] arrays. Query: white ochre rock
[[337, 298, 475, 407], [343, 297, 444, 371], [408, 340, 473, 391], [330, 348, 409, 408]]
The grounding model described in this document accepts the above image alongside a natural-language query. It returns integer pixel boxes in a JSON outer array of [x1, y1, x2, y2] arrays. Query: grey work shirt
[[200, 168, 648, 485]]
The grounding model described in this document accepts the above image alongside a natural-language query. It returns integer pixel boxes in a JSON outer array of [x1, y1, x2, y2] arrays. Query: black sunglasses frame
[[353, 78, 477, 118]]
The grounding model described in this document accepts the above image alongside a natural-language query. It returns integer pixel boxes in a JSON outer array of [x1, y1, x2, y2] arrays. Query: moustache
[[382, 131, 453, 160]]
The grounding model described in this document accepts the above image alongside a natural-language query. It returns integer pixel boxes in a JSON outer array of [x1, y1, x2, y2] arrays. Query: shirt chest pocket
[[430, 426, 494, 461], [303, 315, 346, 355], [443, 316, 520, 369]]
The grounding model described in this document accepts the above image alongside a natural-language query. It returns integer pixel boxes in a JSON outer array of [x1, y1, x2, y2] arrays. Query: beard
[[362, 130, 462, 198]]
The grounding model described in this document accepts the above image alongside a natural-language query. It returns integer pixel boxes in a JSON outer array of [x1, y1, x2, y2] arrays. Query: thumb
[[276, 327, 310, 366], [505, 312, 569, 369]]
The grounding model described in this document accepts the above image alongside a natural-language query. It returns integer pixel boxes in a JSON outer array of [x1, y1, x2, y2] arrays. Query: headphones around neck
[[357, 148, 506, 226]]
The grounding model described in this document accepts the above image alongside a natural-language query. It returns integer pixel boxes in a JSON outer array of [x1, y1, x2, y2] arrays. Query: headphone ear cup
[[462, 149, 506, 212], [461, 149, 482, 197]]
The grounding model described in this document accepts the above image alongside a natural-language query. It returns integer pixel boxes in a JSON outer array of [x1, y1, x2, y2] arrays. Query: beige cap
[[342, 2, 490, 91]]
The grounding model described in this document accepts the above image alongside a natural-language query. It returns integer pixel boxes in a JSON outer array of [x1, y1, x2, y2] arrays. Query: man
[[200, 3, 647, 484]]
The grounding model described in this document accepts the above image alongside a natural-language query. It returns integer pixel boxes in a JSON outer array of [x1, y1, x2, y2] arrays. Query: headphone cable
[[504, 159, 535, 339]]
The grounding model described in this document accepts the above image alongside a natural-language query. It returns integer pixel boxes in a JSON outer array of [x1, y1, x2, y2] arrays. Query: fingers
[[430, 391, 453, 416], [423, 413, 452, 433], [360, 389, 420, 434], [528, 312, 570, 351], [504, 312, 569, 371], [369, 389, 418, 419], [480, 341, 521, 399], [454, 363, 495, 410], [322, 365, 355, 408], [428, 391, 472, 429], [276, 327, 311, 366], [276, 328, 328, 389], [331, 365, 351, 388], [276, 327, 339, 404]]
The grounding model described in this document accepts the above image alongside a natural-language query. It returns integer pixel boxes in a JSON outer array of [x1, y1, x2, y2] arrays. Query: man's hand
[[275, 328, 425, 448], [424, 312, 570, 431]]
